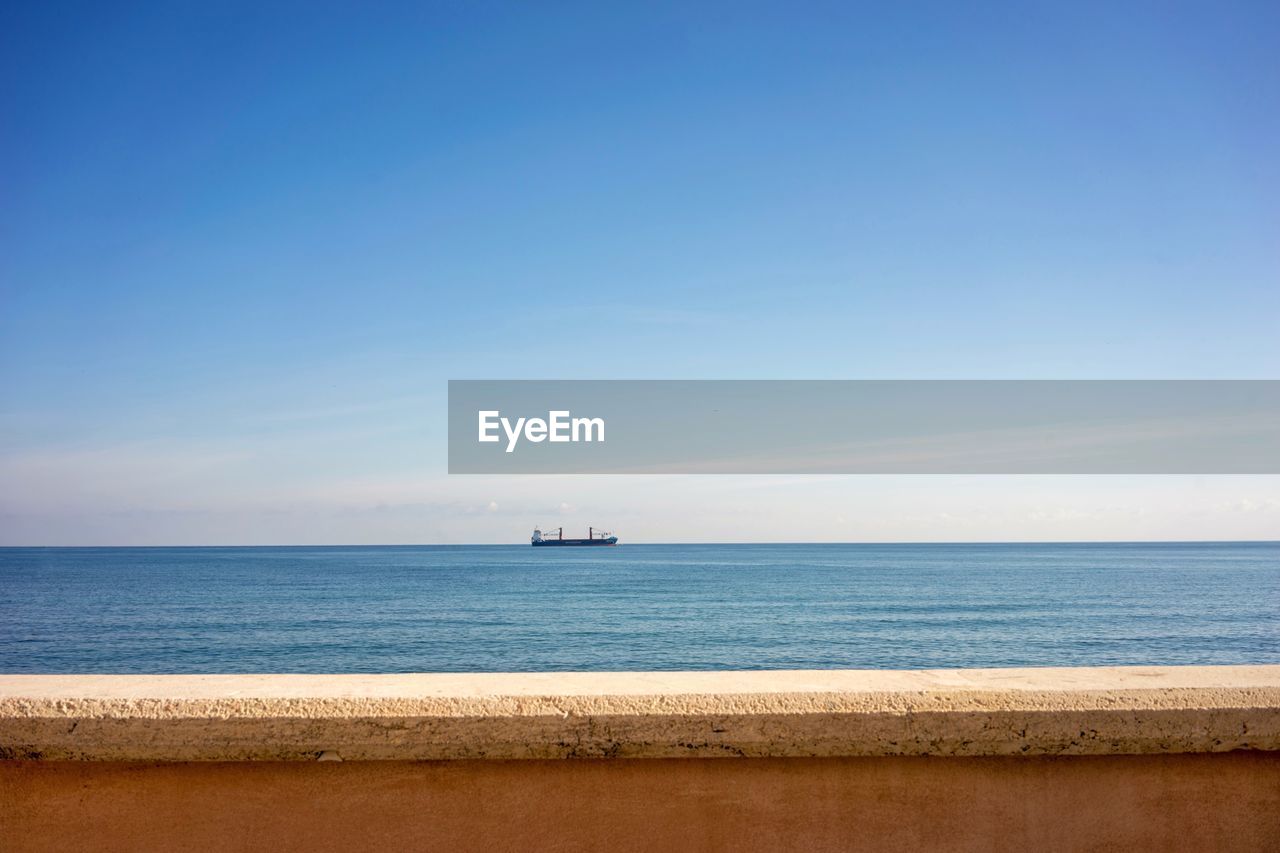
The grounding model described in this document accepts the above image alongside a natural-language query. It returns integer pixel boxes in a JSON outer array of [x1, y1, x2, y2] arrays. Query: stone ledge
[[2, 666, 1278, 761]]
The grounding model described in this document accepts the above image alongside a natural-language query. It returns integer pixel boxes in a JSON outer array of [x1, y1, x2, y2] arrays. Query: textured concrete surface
[[3, 666, 1279, 761], [3, 753, 1279, 853]]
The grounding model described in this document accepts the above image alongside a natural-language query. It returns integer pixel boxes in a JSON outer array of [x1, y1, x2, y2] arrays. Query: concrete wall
[[3, 667, 1279, 851]]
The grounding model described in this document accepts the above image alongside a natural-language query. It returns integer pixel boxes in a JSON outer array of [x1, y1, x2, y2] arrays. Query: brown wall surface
[[4, 753, 1279, 853]]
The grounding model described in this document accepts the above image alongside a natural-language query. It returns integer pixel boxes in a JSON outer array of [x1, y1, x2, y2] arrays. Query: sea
[[1, 542, 1277, 673]]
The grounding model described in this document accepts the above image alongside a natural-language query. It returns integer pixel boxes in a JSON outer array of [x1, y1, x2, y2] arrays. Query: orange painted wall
[[4, 753, 1279, 852]]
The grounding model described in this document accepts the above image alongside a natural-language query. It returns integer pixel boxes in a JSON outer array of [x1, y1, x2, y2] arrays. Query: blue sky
[[2, 2, 1278, 544]]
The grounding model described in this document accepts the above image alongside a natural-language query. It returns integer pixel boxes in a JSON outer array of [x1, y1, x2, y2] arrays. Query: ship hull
[[532, 537, 618, 546]]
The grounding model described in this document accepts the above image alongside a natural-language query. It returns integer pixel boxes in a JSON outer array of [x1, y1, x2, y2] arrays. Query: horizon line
[[2, 539, 1278, 549]]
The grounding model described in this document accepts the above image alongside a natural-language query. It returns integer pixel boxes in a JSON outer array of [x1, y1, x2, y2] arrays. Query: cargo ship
[[531, 527, 618, 546]]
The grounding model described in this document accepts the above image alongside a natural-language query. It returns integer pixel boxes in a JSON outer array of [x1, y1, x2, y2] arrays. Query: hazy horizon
[[4, 538, 1280, 549]]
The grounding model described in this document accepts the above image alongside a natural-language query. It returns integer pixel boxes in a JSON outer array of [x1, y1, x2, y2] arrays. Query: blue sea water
[[0, 543, 1277, 673]]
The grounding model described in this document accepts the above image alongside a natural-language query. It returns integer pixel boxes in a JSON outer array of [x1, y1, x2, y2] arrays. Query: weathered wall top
[[3, 666, 1278, 761]]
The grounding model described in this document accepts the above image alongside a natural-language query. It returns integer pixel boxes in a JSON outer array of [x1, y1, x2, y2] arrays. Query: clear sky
[[2, 2, 1278, 544]]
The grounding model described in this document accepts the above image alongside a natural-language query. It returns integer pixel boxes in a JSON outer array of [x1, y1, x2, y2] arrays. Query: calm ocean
[[1, 542, 1277, 673]]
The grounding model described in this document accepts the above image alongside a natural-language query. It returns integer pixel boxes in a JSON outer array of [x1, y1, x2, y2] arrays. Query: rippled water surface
[[1, 543, 1277, 672]]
